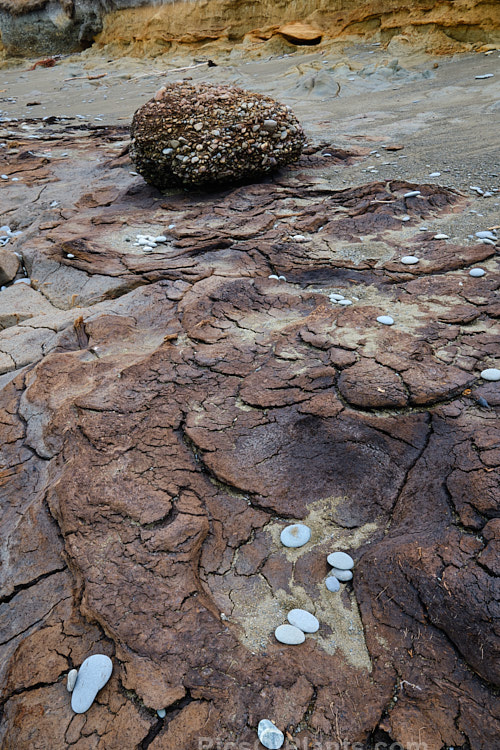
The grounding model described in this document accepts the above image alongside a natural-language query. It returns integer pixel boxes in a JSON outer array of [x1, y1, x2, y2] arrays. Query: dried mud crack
[[0, 82, 499, 750]]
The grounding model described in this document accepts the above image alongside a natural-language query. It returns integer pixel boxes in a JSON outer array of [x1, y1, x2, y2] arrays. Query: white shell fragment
[[475, 73, 494, 79], [377, 315, 394, 325], [66, 669, 78, 692], [403, 191, 420, 198], [258, 719, 284, 749], [327, 551, 354, 570], [325, 576, 341, 592], [400, 256, 419, 265], [287, 609, 320, 633], [480, 368, 500, 381], [71, 654, 113, 713], [469, 268, 485, 277], [275, 624, 306, 645], [280, 523, 311, 548], [328, 567, 353, 582]]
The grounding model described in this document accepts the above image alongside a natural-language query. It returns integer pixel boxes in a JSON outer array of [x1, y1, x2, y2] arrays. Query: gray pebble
[[287, 608, 319, 633], [327, 551, 354, 569], [433, 233, 449, 240], [377, 315, 394, 326], [71, 654, 113, 713], [400, 255, 419, 265], [262, 119, 278, 132], [480, 368, 500, 381], [328, 567, 353, 582], [258, 719, 284, 749], [475, 230, 496, 240], [469, 268, 485, 277], [274, 624, 305, 645], [66, 669, 78, 692], [325, 576, 341, 592], [280, 523, 311, 548]]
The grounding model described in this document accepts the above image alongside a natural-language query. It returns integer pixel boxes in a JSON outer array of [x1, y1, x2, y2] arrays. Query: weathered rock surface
[[130, 82, 305, 189], [0, 109, 499, 750], [1, 0, 499, 57]]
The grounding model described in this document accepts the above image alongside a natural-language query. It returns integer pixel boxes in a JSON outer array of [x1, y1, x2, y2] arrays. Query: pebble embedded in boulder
[[258, 719, 285, 749], [480, 368, 500, 381], [71, 654, 113, 713], [328, 567, 353, 582], [280, 523, 311, 548], [130, 82, 305, 190], [274, 624, 305, 644], [325, 576, 341, 592], [327, 551, 354, 569], [287, 608, 320, 633], [400, 255, 419, 265]]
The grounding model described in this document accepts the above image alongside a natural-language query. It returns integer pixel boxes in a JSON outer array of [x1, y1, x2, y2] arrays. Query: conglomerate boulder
[[130, 82, 306, 190]]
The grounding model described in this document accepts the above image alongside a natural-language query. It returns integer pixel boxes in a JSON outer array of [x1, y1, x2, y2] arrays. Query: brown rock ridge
[[1, 0, 499, 56], [0, 110, 499, 749]]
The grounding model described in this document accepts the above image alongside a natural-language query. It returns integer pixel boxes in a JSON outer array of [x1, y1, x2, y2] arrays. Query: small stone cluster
[[129, 82, 305, 190]]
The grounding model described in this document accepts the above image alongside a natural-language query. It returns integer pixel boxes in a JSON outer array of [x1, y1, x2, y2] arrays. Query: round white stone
[[329, 293, 345, 301], [258, 719, 284, 749], [157, 708, 166, 718], [280, 523, 311, 548], [377, 315, 394, 325], [327, 551, 354, 570], [400, 256, 419, 265], [66, 669, 78, 692], [287, 609, 320, 633], [469, 268, 485, 277], [433, 233, 449, 240], [480, 368, 500, 381], [71, 655, 113, 713], [338, 299, 353, 306], [325, 576, 341, 592], [329, 567, 353, 582], [275, 624, 306, 645]]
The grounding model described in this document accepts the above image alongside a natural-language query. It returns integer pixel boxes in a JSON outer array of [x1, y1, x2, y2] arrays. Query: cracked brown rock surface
[[0, 103, 499, 750]]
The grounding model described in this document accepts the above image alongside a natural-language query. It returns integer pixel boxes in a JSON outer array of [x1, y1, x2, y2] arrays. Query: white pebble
[[157, 708, 166, 718], [325, 576, 341, 592], [475, 73, 494, 79], [274, 624, 305, 645], [268, 274, 279, 280], [66, 669, 78, 692], [377, 315, 394, 325], [66, 253, 75, 259], [329, 293, 345, 301], [1, 175, 8, 180], [433, 233, 449, 240], [71, 655, 113, 713], [14, 278, 31, 285], [280, 523, 311, 548], [327, 551, 354, 570], [328, 567, 353, 582], [291, 234, 307, 242], [338, 299, 352, 306], [475, 231, 496, 240], [258, 719, 284, 750], [403, 191, 420, 198], [154, 236, 167, 242], [480, 368, 500, 381], [469, 268, 485, 277], [400, 256, 419, 265], [479, 238, 496, 246], [428, 172, 441, 177], [287, 609, 319, 633], [401, 215, 411, 222], [470, 186, 484, 195]]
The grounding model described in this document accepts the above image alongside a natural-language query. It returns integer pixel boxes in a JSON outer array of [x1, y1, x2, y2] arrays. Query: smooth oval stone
[[403, 190, 420, 198], [327, 551, 354, 569], [338, 299, 353, 306], [377, 315, 394, 325], [280, 523, 311, 548], [469, 268, 485, 277], [329, 293, 345, 301], [481, 368, 500, 381], [275, 624, 305, 645], [71, 655, 113, 713], [325, 576, 341, 592], [258, 719, 284, 749], [157, 708, 167, 718], [329, 567, 353, 582], [287, 608, 319, 633], [400, 255, 419, 265], [475, 230, 496, 240], [66, 669, 78, 692]]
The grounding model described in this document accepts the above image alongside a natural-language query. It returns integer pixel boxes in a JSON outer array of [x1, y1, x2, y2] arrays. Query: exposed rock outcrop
[[0, 108, 498, 748], [1, 0, 499, 57]]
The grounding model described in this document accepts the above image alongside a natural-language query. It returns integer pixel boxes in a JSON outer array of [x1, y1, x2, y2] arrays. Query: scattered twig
[[131, 60, 217, 80], [64, 73, 107, 82]]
